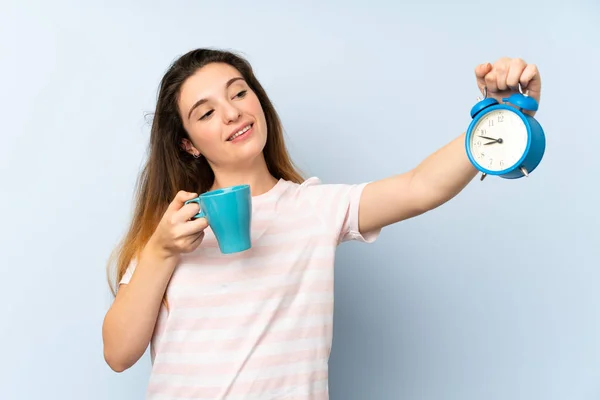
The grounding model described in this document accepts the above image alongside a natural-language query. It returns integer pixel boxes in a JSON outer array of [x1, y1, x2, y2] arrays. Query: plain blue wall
[[1, 0, 599, 399]]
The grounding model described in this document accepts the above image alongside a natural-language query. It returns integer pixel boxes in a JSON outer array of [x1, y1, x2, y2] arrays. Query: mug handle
[[184, 198, 206, 220]]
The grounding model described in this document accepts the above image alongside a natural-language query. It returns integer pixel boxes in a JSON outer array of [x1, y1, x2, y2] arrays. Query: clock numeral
[[479, 152, 485, 159], [498, 115, 504, 123], [489, 120, 494, 127], [480, 129, 487, 135], [489, 158, 493, 167], [499, 160, 505, 168], [475, 140, 482, 146]]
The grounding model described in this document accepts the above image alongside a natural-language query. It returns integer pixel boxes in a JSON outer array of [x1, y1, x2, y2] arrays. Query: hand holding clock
[[465, 57, 546, 179], [474, 58, 542, 117]]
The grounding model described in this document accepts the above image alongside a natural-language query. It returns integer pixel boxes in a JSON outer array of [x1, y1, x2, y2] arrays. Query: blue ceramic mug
[[184, 184, 252, 254]]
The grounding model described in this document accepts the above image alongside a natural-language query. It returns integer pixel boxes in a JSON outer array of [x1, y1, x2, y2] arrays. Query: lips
[[227, 123, 253, 141]]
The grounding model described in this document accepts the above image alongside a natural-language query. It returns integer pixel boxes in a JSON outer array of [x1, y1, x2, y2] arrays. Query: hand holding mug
[[148, 190, 209, 258], [184, 184, 252, 254]]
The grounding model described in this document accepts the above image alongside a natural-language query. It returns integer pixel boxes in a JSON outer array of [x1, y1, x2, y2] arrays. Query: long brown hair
[[107, 48, 304, 296]]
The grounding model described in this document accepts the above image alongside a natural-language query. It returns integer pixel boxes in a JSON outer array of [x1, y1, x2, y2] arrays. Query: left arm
[[358, 132, 476, 233], [358, 57, 542, 234]]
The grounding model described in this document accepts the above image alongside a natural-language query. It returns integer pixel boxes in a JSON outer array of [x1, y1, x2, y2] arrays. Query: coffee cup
[[184, 184, 252, 254]]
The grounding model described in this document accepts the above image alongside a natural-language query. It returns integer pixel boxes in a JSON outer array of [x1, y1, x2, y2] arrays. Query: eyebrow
[[187, 77, 245, 120]]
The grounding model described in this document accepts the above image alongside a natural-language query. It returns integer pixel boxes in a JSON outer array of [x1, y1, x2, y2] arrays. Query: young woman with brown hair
[[102, 48, 541, 399]]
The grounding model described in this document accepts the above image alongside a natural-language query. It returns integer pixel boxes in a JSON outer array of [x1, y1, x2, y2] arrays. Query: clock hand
[[478, 135, 498, 141], [484, 138, 504, 145]]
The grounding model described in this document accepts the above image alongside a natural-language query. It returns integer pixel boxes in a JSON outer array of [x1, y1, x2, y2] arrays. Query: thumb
[[167, 190, 198, 213], [474, 62, 492, 93]]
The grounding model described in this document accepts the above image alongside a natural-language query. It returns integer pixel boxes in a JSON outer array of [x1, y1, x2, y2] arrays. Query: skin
[[358, 59, 541, 232], [102, 57, 542, 372], [180, 63, 278, 195]]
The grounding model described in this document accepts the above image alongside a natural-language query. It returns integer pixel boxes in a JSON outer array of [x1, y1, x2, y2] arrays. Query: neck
[[209, 154, 278, 196]]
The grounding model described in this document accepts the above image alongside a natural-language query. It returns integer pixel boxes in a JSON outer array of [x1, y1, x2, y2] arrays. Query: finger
[[185, 225, 207, 251], [176, 201, 202, 222], [506, 58, 527, 90], [180, 216, 209, 237], [484, 70, 498, 93], [189, 216, 209, 233], [180, 230, 205, 253], [167, 190, 198, 214], [190, 230, 205, 246], [494, 58, 511, 91], [474, 62, 492, 94], [520, 64, 541, 100]]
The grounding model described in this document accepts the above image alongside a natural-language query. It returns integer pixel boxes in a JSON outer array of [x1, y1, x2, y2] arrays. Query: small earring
[[193, 152, 201, 159]]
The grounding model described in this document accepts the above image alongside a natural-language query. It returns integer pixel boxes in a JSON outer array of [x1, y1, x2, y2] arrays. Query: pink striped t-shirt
[[119, 176, 380, 399]]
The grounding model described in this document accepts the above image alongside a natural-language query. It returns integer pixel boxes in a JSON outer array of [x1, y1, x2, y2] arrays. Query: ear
[[181, 138, 201, 157]]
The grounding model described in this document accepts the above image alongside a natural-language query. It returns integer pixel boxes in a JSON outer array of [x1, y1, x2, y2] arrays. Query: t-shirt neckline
[[251, 178, 288, 204]]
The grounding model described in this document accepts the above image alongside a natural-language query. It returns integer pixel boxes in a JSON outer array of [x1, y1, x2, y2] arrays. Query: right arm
[[101, 244, 177, 372], [102, 191, 207, 372]]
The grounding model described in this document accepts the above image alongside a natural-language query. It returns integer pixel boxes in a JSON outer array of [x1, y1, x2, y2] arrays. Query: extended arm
[[357, 58, 541, 234], [358, 132, 476, 233]]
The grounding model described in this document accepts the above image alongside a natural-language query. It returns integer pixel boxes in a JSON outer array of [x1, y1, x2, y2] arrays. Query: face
[[178, 63, 268, 168], [469, 109, 528, 172]]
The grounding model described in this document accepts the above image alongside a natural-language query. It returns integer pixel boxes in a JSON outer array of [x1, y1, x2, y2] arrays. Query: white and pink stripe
[[120, 177, 379, 399]]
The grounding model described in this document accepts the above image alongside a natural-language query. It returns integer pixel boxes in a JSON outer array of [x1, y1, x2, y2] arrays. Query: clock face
[[468, 109, 529, 172]]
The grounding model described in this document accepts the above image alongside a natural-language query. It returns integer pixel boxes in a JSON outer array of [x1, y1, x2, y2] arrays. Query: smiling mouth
[[227, 124, 253, 141]]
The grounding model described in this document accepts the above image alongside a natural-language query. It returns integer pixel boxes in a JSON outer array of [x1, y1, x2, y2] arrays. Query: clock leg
[[520, 167, 529, 177], [480, 173, 487, 181]]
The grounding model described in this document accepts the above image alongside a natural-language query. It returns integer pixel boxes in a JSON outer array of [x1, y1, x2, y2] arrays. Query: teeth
[[229, 125, 251, 141]]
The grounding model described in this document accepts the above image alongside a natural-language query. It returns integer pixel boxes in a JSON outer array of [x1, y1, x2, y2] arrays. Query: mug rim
[[201, 184, 250, 198]]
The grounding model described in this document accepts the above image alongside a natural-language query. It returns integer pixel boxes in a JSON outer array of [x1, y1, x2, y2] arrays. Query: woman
[[102, 48, 541, 399]]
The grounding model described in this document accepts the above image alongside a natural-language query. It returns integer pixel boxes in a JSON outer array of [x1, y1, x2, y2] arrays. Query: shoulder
[[281, 176, 323, 190], [279, 177, 378, 243], [273, 176, 321, 198], [278, 176, 369, 207], [279, 176, 338, 200]]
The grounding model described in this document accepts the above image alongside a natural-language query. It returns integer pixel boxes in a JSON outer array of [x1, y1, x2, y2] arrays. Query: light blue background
[[1, 0, 598, 399]]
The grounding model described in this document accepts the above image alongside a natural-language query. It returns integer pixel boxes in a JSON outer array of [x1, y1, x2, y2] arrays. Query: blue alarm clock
[[465, 84, 546, 181]]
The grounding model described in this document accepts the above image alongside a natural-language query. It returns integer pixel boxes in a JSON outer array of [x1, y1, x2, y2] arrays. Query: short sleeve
[[119, 259, 137, 285], [300, 177, 381, 245]]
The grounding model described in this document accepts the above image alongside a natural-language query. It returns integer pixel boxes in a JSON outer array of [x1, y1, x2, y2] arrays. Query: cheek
[[188, 122, 222, 149], [244, 93, 263, 115], [250, 98, 267, 127]]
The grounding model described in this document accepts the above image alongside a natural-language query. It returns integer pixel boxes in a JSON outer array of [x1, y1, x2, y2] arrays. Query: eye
[[199, 110, 214, 121], [234, 90, 247, 99]]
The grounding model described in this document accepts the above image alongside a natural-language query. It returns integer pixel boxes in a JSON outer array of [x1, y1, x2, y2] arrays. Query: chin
[[232, 134, 266, 164]]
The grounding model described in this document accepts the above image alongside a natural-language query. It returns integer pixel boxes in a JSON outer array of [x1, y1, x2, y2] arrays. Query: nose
[[222, 102, 241, 124]]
